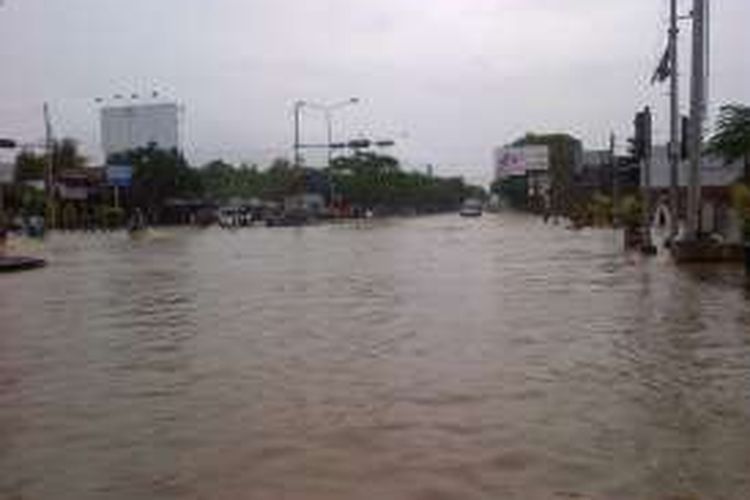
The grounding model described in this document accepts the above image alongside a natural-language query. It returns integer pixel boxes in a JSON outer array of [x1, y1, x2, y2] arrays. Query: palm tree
[[708, 104, 750, 181]]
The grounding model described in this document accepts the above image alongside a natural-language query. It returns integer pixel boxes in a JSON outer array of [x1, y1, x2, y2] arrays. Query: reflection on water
[[1, 214, 749, 500]]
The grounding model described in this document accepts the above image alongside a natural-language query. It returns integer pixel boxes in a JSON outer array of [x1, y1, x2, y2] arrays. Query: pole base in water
[[641, 244, 658, 256], [623, 227, 658, 256], [0, 255, 47, 273], [671, 239, 745, 264]]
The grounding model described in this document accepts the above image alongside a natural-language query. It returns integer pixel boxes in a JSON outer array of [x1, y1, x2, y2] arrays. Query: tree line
[[4, 141, 486, 226]]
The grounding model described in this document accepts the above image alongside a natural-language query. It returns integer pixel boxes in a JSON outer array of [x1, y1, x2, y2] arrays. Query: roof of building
[[647, 145, 744, 189]]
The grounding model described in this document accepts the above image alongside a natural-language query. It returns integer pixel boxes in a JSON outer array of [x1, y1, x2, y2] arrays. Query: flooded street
[[1, 214, 750, 500]]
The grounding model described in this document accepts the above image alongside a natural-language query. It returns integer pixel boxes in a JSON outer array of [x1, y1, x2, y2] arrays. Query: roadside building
[[574, 150, 640, 196], [0, 162, 15, 215], [55, 167, 107, 229], [493, 144, 550, 211], [577, 150, 613, 196], [647, 145, 745, 241], [503, 134, 582, 214]]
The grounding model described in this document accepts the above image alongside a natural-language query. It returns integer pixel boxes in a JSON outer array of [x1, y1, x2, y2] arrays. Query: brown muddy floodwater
[[1, 214, 750, 500]]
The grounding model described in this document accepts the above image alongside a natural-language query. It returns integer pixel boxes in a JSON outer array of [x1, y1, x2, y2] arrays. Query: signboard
[[495, 148, 526, 177], [0, 162, 14, 184], [494, 145, 549, 179], [58, 185, 89, 201], [106, 165, 133, 187]]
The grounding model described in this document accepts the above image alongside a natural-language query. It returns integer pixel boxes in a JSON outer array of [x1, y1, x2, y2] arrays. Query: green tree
[[708, 104, 750, 180], [200, 160, 237, 202], [331, 151, 399, 174], [14, 149, 46, 182], [262, 158, 301, 200], [491, 176, 527, 209], [329, 152, 478, 213], [109, 144, 201, 218], [199, 160, 268, 202], [52, 138, 87, 172], [14, 138, 86, 183]]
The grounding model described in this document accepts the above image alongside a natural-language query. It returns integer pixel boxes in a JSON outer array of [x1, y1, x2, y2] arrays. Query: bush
[[97, 206, 125, 229], [617, 195, 642, 229], [588, 193, 613, 226], [731, 183, 750, 217]]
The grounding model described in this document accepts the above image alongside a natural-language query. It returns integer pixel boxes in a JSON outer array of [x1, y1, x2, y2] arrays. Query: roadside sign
[[0, 162, 14, 184], [106, 165, 133, 187]]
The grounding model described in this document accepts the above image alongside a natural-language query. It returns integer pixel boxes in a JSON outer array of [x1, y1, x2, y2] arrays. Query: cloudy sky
[[1, 0, 748, 184]]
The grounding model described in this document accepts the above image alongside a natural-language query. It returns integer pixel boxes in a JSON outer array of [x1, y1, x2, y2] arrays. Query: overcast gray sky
[[1, 0, 749, 184]]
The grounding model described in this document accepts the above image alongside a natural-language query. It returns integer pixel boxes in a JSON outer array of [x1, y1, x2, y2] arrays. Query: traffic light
[[632, 107, 652, 161], [616, 157, 640, 188], [347, 139, 371, 149], [0, 138, 17, 149]]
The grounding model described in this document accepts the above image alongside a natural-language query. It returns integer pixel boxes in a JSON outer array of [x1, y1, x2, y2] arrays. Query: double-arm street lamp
[[293, 97, 359, 168]]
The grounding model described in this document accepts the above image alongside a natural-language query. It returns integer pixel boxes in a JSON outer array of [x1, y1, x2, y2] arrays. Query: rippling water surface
[[2, 214, 750, 500]]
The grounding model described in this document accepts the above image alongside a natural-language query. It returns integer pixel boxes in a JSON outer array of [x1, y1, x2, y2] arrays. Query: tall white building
[[101, 103, 180, 159]]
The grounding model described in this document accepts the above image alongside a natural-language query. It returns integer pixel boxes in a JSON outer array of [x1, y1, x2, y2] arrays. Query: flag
[[651, 45, 672, 84]]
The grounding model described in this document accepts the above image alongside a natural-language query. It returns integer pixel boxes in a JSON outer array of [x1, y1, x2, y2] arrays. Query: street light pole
[[326, 98, 358, 168], [293, 97, 357, 166], [326, 109, 333, 168], [299, 98, 359, 168], [293, 100, 304, 169], [43, 102, 56, 229]]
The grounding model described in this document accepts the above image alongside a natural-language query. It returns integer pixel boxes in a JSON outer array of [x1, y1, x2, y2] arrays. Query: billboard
[[101, 103, 179, 159], [494, 145, 549, 179]]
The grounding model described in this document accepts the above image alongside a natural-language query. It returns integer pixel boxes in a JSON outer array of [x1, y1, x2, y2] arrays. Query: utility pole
[[668, 0, 681, 240], [686, 0, 707, 239], [43, 102, 55, 229]]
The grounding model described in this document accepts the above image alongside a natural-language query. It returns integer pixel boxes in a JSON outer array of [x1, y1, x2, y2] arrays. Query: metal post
[[293, 101, 303, 169], [642, 107, 655, 253], [326, 109, 333, 169], [642, 156, 655, 249], [610, 133, 618, 227], [668, 0, 681, 240], [43, 102, 55, 230], [686, 0, 706, 239]]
